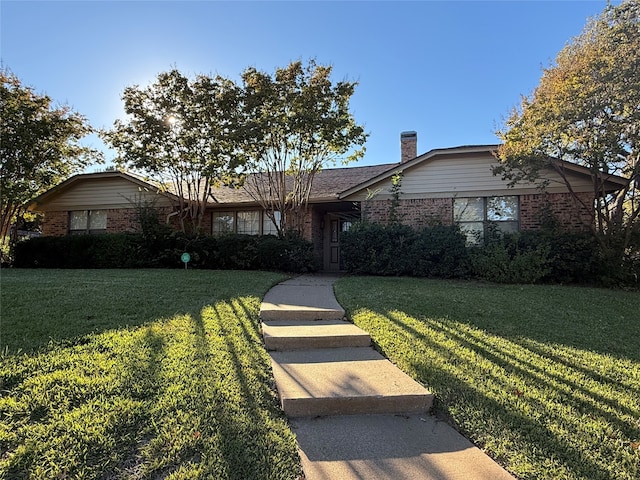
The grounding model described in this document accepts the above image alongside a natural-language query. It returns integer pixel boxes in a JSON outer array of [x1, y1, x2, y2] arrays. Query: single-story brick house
[[27, 132, 627, 271]]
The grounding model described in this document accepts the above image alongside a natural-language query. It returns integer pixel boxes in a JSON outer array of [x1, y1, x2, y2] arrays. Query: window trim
[[69, 209, 108, 235], [453, 196, 519, 244], [211, 209, 281, 236]]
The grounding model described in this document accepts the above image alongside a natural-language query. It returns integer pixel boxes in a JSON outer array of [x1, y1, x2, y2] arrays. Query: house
[[27, 132, 628, 271]]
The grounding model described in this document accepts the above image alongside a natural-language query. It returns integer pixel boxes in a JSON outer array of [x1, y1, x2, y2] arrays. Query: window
[[69, 210, 107, 234], [453, 196, 518, 244], [212, 211, 234, 234], [262, 211, 281, 236], [212, 210, 282, 236], [237, 211, 260, 235]]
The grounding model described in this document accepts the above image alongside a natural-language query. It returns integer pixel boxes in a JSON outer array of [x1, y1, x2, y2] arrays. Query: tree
[[0, 68, 99, 260], [238, 60, 368, 236], [103, 70, 244, 235], [495, 0, 640, 272]]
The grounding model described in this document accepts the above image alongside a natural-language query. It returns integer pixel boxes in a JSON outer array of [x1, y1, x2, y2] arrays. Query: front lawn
[[334, 276, 640, 480], [0, 269, 301, 480]]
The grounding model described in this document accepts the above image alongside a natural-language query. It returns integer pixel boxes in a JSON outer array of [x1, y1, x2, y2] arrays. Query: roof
[[339, 144, 629, 198], [209, 163, 399, 205], [26, 170, 181, 211], [26, 163, 400, 210]]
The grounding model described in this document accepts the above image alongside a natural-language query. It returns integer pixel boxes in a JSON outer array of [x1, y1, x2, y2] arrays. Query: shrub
[[410, 225, 470, 278], [470, 239, 551, 284], [13, 233, 318, 273], [341, 222, 469, 278], [341, 222, 416, 275]]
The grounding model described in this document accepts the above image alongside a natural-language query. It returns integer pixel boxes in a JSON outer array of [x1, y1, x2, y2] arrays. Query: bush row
[[341, 222, 637, 286], [13, 233, 319, 273]]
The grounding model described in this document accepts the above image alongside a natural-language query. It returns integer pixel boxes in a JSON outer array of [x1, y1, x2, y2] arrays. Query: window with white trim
[[69, 210, 107, 234], [453, 196, 519, 244]]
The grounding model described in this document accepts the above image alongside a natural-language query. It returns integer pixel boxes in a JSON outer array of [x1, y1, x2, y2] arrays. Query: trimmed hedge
[[13, 233, 319, 273], [341, 222, 469, 278], [340, 221, 638, 286]]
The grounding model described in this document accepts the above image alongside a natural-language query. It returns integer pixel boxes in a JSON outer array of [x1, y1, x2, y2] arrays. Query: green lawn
[[0, 269, 302, 480], [334, 276, 640, 480]]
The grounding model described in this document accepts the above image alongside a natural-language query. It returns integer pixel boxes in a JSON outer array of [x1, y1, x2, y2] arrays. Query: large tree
[[104, 70, 244, 235], [0, 68, 99, 259], [495, 0, 640, 269], [239, 60, 368, 236]]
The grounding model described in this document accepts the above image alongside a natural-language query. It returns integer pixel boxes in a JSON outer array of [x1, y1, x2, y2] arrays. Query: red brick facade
[[519, 192, 594, 232], [362, 198, 454, 227], [362, 192, 593, 233], [41, 210, 69, 236]]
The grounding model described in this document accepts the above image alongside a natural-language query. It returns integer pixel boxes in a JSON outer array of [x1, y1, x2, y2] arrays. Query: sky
[[1, 0, 619, 171]]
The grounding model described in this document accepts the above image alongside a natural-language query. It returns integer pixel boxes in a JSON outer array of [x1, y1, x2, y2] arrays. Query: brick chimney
[[400, 131, 417, 163]]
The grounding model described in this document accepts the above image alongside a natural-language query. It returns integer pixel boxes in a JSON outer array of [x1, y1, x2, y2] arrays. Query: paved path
[[260, 274, 515, 480]]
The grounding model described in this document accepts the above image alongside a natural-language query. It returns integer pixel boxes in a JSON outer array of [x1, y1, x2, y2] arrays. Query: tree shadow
[[339, 287, 639, 480]]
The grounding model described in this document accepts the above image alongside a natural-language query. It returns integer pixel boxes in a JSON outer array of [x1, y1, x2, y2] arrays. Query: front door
[[323, 214, 353, 271]]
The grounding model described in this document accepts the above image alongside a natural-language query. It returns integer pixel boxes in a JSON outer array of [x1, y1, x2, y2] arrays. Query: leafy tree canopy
[[0, 68, 99, 254], [239, 60, 368, 236], [495, 0, 640, 268], [103, 69, 244, 234]]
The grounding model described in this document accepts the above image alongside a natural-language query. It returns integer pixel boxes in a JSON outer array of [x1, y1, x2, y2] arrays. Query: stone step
[[262, 320, 371, 351], [269, 347, 433, 417], [260, 284, 345, 321]]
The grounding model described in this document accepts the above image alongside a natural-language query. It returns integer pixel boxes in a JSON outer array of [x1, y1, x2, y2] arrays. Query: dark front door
[[323, 214, 353, 271]]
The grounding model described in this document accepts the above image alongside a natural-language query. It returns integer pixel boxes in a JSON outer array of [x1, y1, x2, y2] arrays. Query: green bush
[[13, 234, 147, 268], [410, 225, 470, 278], [13, 232, 318, 273], [341, 222, 469, 278], [469, 238, 552, 284]]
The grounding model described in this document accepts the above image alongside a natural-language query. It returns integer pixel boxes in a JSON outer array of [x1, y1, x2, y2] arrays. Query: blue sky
[[1, 0, 616, 170]]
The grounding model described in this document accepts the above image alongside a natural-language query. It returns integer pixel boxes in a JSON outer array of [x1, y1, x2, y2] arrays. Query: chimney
[[400, 131, 417, 163]]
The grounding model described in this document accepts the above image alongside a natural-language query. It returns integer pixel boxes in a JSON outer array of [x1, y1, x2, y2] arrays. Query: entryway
[[322, 213, 356, 272]]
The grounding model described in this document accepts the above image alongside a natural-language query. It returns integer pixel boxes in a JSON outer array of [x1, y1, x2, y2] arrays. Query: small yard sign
[[181, 252, 191, 269]]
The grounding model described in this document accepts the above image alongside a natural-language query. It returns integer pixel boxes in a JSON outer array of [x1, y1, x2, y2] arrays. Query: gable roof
[[26, 170, 181, 211], [27, 163, 400, 211], [339, 144, 629, 198]]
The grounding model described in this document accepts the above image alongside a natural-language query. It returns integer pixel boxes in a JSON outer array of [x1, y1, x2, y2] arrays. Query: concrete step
[[260, 284, 345, 321], [269, 347, 434, 417], [262, 320, 371, 351]]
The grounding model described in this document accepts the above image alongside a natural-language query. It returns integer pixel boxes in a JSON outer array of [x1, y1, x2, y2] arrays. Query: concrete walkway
[[260, 274, 515, 480]]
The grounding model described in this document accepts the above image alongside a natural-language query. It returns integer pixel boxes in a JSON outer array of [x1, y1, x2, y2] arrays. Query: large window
[[212, 210, 281, 236], [262, 211, 281, 236], [236, 211, 260, 235], [69, 210, 107, 234], [453, 196, 519, 244], [212, 211, 234, 234]]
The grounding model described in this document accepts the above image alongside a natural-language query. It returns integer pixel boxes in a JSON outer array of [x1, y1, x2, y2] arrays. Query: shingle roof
[[209, 163, 399, 205]]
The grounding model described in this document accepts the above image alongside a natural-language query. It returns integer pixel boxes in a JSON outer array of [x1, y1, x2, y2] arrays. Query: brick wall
[[106, 208, 138, 233], [41, 210, 69, 236], [363, 198, 454, 227], [41, 207, 176, 236], [520, 192, 594, 232], [363, 192, 594, 233]]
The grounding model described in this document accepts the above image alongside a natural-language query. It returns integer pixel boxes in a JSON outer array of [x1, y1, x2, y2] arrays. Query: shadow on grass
[[0, 269, 286, 354], [360, 306, 638, 480]]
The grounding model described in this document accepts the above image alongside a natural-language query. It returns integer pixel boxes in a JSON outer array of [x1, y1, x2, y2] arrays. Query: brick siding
[[363, 198, 453, 227], [41, 210, 69, 236], [363, 192, 594, 233], [520, 192, 594, 232]]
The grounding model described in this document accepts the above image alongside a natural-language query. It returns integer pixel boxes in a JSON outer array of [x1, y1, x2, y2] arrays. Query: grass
[[334, 276, 640, 480], [0, 269, 302, 480]]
